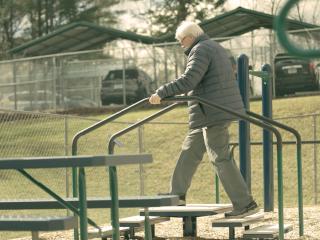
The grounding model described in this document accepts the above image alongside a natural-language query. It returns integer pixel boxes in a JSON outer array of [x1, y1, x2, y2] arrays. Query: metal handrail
[[246, 110, 304, 236], [71, 98, 150, 240], [108, 103, 181, 153], [71, 99, 181, 240], [107, 103, 180, 240], [163, 96, 286, 239], [230, 140, 320, 146], [71, 99, 150, 156], [275, 0, 320, 58], [108, 95, 286, 240]]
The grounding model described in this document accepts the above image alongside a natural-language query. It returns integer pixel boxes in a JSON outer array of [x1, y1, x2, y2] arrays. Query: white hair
[[175, 21, 204, 41]]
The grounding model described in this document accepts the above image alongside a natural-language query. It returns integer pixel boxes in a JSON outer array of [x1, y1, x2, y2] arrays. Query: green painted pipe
[[109, 166, 120, 240], [18, 169, 100, 229], [143, 209, 152, 240], [297, 145, 304, 236], [276, 148, 284, 240], [78, 167, 88, 240]]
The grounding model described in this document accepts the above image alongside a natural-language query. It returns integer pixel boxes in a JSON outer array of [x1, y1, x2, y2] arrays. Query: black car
[[274, 53, 318, 97], [100, 67, 155, 105]]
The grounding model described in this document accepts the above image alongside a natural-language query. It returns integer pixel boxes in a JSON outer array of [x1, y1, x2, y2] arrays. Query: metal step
[[88, 225, 129, 239], [119, 215, 170, 228], [0, 215, 77, 231], [119, 215, 169, 238], [212, 212, 264, 228], [212, 212, 264, 240], [243, 224, 293, 239]]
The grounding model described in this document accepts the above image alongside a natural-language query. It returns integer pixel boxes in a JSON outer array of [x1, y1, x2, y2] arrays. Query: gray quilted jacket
[[156, 34, 245, 129]]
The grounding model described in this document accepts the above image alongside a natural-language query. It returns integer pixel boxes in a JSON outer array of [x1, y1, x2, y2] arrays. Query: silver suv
[[100, 67, 155, 105]]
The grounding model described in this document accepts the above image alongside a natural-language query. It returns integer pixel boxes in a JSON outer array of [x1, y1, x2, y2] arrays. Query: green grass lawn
[[0, 95, 320, 239]]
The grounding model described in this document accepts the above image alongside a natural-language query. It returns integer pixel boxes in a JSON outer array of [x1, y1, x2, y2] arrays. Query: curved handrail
[[107, 103, 181, 240], [247, 110, 303, 236], [108, 95, 286, 240], [108, 103, 180, 154], [163, 96, 285, 239], [275, 0, 320, 58], [70, 98, 179, 240], [71, 98, 150, 155]]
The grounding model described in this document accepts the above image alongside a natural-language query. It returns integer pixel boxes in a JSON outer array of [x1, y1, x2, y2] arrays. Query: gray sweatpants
[[170, 123, 253, 210]]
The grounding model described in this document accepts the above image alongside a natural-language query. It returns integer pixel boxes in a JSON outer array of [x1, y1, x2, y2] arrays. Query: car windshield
[[105, 69, 138, 81]]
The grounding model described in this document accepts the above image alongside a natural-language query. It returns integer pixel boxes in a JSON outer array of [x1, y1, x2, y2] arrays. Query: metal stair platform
[[243, 223, 293, 239], [212, 212, 264, 240]]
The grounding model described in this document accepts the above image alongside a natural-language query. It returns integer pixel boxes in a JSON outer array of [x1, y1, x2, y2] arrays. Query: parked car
[[274, 53, 318, 97], [100, 67, 155, 105]]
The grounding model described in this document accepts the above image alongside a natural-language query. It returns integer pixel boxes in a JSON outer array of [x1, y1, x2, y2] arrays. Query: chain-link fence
[[0, 107, 319, 239], [1, 29, 319, 112]]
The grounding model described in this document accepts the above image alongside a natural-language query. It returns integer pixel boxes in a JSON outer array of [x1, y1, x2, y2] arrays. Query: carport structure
[[9, 7, 319, 57]]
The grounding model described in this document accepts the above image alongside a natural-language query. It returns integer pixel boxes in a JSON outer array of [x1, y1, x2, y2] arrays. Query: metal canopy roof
[[9, 21, 156, 56], [9, 7, 319, 56], [202, 7, 317, 38]]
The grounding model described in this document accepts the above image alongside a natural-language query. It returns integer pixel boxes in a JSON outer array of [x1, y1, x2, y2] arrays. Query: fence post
[[13, 62, 17, 110], [122, 48, 127, 105], [153, 45, 158, 88], [237, 54, 251, 190], [262, 64, 274, 211], [174, 48, 178, 78], [64, 115, 71, 217], [52, 57, 57, 111], [164, 46, 168, 83], [138, 125, 145, 195], [313, 115, 318, 205]]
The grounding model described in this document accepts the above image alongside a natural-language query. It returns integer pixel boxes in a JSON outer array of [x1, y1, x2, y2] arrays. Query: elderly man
[[149, 21, 258, 218]]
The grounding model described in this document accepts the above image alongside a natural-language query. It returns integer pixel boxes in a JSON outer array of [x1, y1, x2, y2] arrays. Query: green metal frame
[[70, 94, 303, 240], [104, 95, 291, 240], [107, 103, 180, 240], [72, 99, 153, 240], [247, 112, 303, 236], [275, 0, 320, 58], [18, 169, 101, 232], [164, 96, 286, 240], [249, 69, 304, 236]]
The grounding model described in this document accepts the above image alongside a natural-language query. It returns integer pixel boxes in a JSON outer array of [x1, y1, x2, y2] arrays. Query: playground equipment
[[0, 50, 305, 240]]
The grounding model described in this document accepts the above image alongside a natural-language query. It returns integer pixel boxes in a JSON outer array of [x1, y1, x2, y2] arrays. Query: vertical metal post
[[52, 57, 57, 110], [313, 116, 318, 205], [138, 126, 145, 195], [64, 115, 70, 216], [174, 49, 178, 78], [138, 126, 152, 240], [237, 54, 251, 190], [164, 46, 168, 83], [109, 165, 120, 240], [31, 231, 40, 240], [215, 174, 219, 203], [72, 135, 79, 240], [276, 146, 284, 240], [122, 48, 127, 105], [78, 167, 88, 240], [13, 62, 17, 110], [262, 64, 274, 211], [153, 45, 158, 88], [109, 143, 120, 240]]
